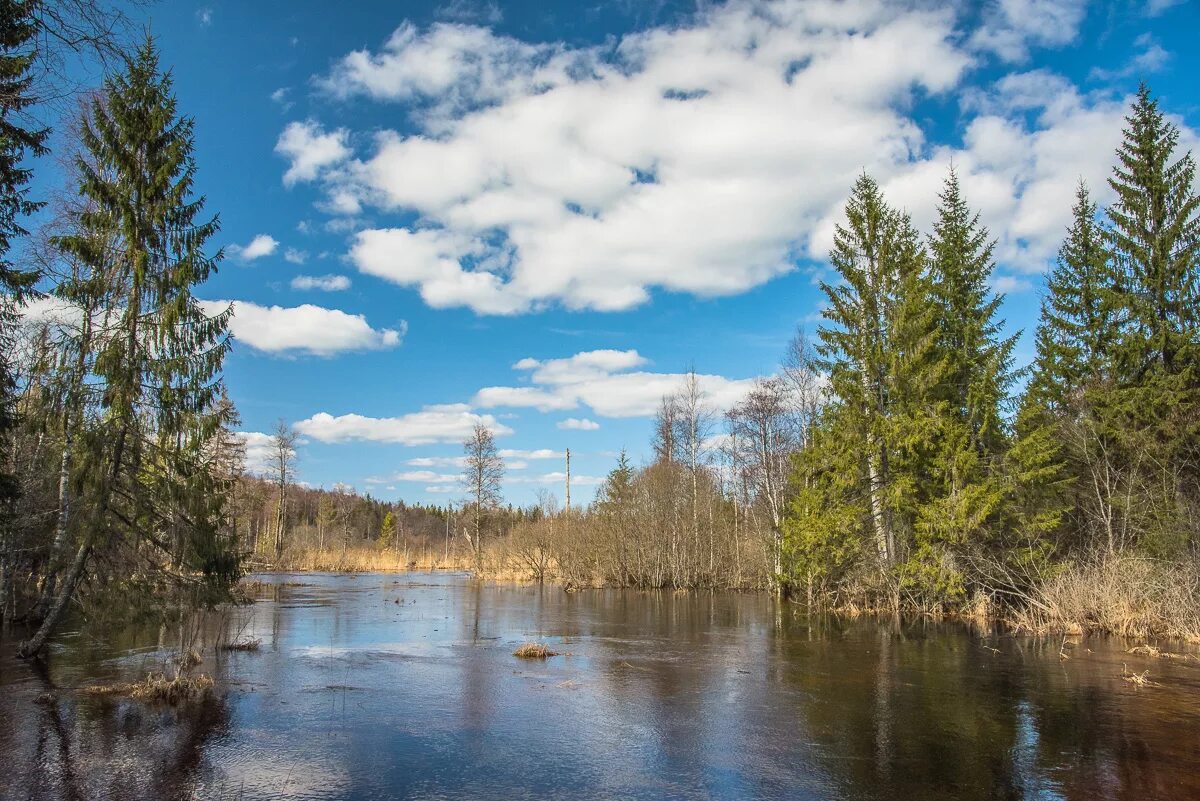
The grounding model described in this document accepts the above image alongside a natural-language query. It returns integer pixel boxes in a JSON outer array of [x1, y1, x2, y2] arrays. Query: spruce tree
[[1106, 84, 1200, 385], [0, 0, 48, 616], [1028, 182, 1115, 415], [927, 168, 1017, 452], [814, 173, 938, 571], [20, 36, 232, 657], [1094, 84, 1200, 556]]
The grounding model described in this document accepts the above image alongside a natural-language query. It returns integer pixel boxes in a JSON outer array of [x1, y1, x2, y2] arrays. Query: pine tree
[[1028, 182, 1115, 415], [20, 37, 232, 657]]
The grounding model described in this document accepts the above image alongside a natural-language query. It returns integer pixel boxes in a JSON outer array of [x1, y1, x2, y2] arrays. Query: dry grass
[[1006, 555, 1200, 641], [1121, 664, 1160, 687], [78, 674, 214, 703], [513, 642, 558, 659], [129, 673, 214, 702], [221, 638, 262, 652], [275, 546, 474, 573], [1127, 644, 1193, 660]]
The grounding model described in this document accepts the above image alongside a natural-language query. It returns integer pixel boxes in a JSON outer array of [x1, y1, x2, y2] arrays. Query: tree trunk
[[33, 435, 75, 621], [18, 533, 94, 659]]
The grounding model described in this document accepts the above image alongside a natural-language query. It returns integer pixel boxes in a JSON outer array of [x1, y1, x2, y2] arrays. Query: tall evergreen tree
[[20, 36, 232, 657], [927, 168, 1017, 452], [1028, 182, 1115, 415], [813, 173, 938, 570], [0, 0, 48, 618], [1106, 84, 1200, 385], [1093, 84, 1200, 556]]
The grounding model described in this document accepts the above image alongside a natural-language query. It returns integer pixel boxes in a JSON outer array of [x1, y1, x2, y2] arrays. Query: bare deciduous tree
[[268, 419, 298, 562], [461, 422, 503, 568], [726, 376, 797, 586]]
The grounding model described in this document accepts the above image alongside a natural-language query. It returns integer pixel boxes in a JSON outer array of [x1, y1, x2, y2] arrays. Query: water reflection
[[2, 573, 1199, 800]]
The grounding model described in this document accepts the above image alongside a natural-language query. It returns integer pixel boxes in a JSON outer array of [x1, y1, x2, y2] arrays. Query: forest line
[[0, 0, 1197, 662]]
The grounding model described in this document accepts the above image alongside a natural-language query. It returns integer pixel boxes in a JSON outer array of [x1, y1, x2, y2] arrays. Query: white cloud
[[394, 470, 459, 483], [558, 417, 600, 430], [276, 120, 352, 186], [474, 348, 756, 418], [229, 234, 279, 262], [284, 247, 309, 264], [970, 0, 1087, 62], [199, 300, 404, 356], [313, 5, 972, 313], [291, 3, 1197, 314], [1090, 34, 1171, 81], [196, 7, 212, 27], [237, 432, 276, 475], [295, 404, 513, 445], [507, 471, 604, 486], [407, 455, 468, 467], [497, 448, 564, 459], [991, 274, 1033, 294], [1146, 0, 1184, 16], [18, 296, 85, 332], [291, 274, 351, 291]]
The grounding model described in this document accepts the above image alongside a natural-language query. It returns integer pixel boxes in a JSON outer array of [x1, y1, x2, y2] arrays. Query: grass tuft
[[221, 638, 262, 652], [513, 642, 558, 659]]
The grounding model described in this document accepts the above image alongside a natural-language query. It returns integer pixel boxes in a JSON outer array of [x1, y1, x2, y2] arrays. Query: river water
[[1, 572, 1198, 800]]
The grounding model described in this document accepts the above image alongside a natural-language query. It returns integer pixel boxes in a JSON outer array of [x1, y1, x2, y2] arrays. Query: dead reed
[[220, 638, 262, 652], [78, 673, 214, 703], [513, 642, 558, 658]]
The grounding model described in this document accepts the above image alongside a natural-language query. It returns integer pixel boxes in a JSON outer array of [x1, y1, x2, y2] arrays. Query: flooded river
[[1, 572, 1199, 800]]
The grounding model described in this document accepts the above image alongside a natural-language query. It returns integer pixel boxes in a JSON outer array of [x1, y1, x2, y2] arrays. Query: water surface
[[2, 572, 1198, 800]]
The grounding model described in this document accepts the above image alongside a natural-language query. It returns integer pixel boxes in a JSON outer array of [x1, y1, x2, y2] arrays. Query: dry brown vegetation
[[513, 642, 558, 658], [220, 638, 262, 652], [1005, 555, 1200, 641], [79, 673, 214, 703], [274, 546, 474, 573]]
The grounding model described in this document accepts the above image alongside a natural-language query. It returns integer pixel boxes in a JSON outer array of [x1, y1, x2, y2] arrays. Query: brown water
[[1, 572, 1199, 801]]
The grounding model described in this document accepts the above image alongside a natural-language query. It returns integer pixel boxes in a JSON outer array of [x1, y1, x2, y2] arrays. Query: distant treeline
[[231, 474, 534, 569]]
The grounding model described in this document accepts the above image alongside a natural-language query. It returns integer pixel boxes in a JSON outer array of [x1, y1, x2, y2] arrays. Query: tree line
[[487, 86, 1200, 634]]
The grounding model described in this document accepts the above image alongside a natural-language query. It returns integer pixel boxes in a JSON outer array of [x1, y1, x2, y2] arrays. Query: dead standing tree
[[462, 422, 503, 570], [267, 419, 297, 563]]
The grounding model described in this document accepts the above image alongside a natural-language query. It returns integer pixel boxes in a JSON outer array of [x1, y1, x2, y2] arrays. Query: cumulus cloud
[[295, 404, 512, 445], [558, 417, 600, 430], [407, 455, 468, 467], [507, 471, 604, 486], [284, 247, 308, 264], [474, 348, 756, 418], [237, 432, 276, 475], [229, 234, 279, 262], [969, 0, 1087, 62], [199, 300, 404, 356], [1089, 34, 1171, 82], [497, 448, 564, 460], [291, 274, 351, 291], [287, 1, 1178, 314], [276, 120, 352, 186]]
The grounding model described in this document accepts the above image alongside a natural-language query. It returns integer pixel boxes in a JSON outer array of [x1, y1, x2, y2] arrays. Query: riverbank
[[250, 546, 1200, 642]]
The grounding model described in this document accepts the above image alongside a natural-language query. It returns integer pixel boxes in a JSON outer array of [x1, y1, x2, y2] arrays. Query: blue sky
[[43, 0, 1200, 505]]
